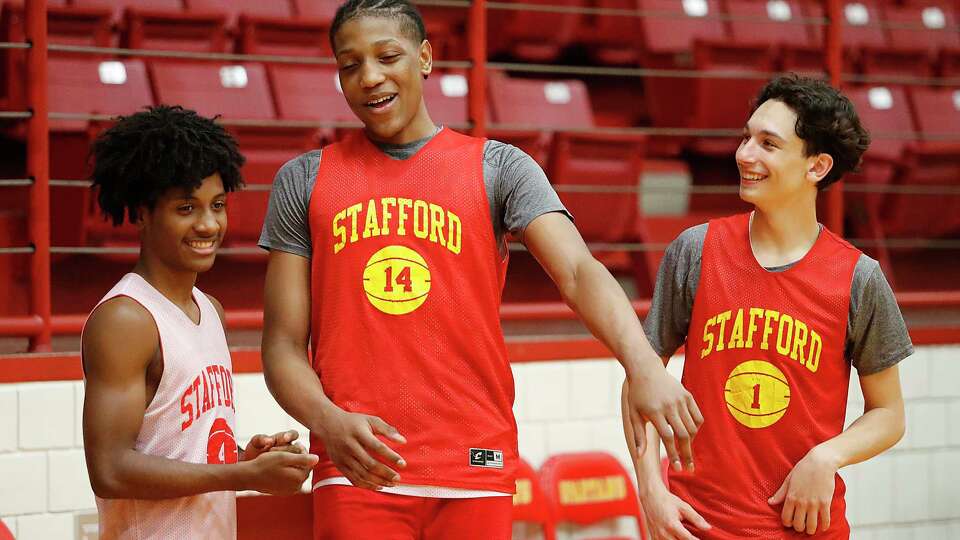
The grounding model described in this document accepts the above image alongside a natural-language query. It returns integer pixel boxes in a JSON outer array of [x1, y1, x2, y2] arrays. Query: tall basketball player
[[82, 106, 318, 540], [622, 75, 911, 539], [257, 0, 703, 538]]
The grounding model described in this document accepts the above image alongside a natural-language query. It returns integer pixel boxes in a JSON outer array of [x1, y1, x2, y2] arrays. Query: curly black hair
[[329, 0, 427, 51], [89, 105, 245, 226], [754, 75, 870, 190]]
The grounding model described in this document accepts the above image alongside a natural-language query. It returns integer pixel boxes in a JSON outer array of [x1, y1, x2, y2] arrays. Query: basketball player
[[622, 75, 911, 539], [257, 0, 703, 537], [82, 106, 319, 540]]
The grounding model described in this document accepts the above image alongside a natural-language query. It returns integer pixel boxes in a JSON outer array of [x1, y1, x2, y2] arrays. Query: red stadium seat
[[122, 8, 229, 53], [513, 458, 557, 540], [293, 0, 339, 20], [487, 0, 585, 62], [488, 74, 645, 248], [237, 14, 330, 57], [423, 72, 469, 128], [726, 0, 822, 72], [73, 0, 182, 23], [45, 58, 154, 249], [578, 0, 644, 66], [186, 0, 293, 27], [268, 63, 356, 144], [882, 2, 960, 56], [539, 452, 648, 539]]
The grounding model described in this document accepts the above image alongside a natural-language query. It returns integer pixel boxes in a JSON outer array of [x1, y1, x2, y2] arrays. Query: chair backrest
[[845, 85, 915, 162], [488, 75, 595, 130], [538, 451, 644, 534], [636, 0, 725, 56], [837, 0, 887, 49], [294, 0, 339, 21], [883, 2, 960, 54], [908, 86, 960, 143], [48, 57, 154, 132], [74, 0, 182, 22], [268, 64, 355, 122], [726, 0, 812, 47], [187, 0, 293, 24], [151, 61, 276, 120], [423, 73, 469, 128], [512, 458, 555, 539]]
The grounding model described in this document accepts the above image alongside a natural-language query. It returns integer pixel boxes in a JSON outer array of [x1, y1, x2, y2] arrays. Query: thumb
[[370, 417, 406, 444], [679, 501, 711, 530], [288, 452, 320, 469], [249, 434, 273, 449], [769, 477, 789, 505]]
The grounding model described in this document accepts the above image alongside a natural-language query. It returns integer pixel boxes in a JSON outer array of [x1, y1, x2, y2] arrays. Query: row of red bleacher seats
[[512, 452, 654, 540]]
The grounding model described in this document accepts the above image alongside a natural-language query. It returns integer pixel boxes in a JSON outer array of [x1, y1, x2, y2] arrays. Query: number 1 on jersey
[[384, 266, 413, 293]]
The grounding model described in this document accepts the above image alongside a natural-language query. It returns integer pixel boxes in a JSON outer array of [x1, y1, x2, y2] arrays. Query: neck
[[749, 198, 821, 267], [133, 257, 198, 307]]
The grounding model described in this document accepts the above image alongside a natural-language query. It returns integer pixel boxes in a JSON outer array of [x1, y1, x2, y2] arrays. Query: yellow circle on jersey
[[724, 360, 791, 429], [362, 245, 431, 315]]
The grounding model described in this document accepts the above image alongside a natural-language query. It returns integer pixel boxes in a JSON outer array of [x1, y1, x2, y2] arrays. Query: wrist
[[809, 443, 843, 471], [637, 478, 669, 503], [312, 401, 343, 439], [221, 461, 252, 491]]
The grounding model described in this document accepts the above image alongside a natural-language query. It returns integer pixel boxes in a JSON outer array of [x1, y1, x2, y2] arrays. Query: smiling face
[[736, 99, 833, 210], [138, 173, 227, 275], [333, 16, 435, 144]]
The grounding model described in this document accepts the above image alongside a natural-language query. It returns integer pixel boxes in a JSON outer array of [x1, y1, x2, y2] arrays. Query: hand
[[641, 486, 711, 540], [243, 430, 303, 461], [317, 407, 407, 491], [627, 368, 703, 472], [769, 446, 839, 535], [243, 450, 319, 495]]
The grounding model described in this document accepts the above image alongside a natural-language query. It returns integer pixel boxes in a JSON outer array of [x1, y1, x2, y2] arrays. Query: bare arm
[[524, 213, 703, 469], [261, 250, 406, 490], [82, 298, 315, 499], [769, 365, 905, 535]]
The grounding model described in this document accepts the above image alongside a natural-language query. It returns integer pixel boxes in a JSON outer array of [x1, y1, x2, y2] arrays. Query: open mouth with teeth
[[741, 172, 768, 182], [366, 94, 397, 110], [187, 240, 217, 250]]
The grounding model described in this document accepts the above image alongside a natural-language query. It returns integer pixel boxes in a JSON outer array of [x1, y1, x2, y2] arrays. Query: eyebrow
[[744, 125, 786, 142], [336, 39, 403, 56]]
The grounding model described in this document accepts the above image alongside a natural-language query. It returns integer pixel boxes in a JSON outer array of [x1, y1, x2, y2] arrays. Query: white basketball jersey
[[85, 273, 237, 540]]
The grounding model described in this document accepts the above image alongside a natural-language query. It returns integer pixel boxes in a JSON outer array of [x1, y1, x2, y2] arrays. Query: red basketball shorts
[[313, 485, 513, 540]]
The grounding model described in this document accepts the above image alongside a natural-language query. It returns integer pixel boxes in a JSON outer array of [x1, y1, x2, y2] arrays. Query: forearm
[[622, 380, 667, 498], [560, 258, 658, 379], [815, 405, 905, 469], [261, 340, 339, 435], [89, 450, 249, 499]]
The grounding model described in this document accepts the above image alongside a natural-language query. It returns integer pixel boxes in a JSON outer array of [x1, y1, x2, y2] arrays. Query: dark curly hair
[[90, 105, 245, 226], [754, 75, 870, 190], [329, 0, 426, 51]]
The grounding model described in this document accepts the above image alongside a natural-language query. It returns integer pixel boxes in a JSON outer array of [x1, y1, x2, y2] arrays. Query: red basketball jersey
[[307, 129, 518, 493], [671, 213, 860, 539]]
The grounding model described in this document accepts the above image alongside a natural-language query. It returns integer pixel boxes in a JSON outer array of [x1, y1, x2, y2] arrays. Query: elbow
[[89, 467, 125, 499], [892, 408, 907, 445]]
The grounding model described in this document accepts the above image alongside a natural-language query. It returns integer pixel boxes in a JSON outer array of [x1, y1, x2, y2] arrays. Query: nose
[[194, 207, 221, 235], [359, 61, 385, 89], [736, 137, 758, 166]]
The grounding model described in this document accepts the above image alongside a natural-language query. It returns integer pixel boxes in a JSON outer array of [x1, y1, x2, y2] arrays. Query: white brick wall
[[0, 345, 957, 539]]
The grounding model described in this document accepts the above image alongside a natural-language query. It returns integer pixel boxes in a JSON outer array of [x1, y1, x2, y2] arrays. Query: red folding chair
[[513, 458, 557, 540]]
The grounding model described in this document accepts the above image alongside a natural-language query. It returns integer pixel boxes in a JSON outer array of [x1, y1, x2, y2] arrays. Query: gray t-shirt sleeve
[[257, 150, 320, 258], [846, 255, 914, 375], [484, 140, 571, 249], [642, 223, 707, 357]]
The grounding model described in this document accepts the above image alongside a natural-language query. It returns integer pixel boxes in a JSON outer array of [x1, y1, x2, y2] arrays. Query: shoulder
[[484, 139, 533, 167], [669, 223, 709, 258], [276, 149, 322, 182], [83, 297, 159, 372]]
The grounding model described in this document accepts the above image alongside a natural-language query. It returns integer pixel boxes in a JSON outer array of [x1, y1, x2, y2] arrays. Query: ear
[[807, 153, 834, 186], [419, 39, 433, 79]]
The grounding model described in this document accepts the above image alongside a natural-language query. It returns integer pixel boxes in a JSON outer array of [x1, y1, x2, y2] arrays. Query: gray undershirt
[[644, 223, 914, 375], [258, 127, 570, 259]]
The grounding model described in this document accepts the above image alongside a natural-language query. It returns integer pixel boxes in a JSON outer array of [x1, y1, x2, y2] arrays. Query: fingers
[[780, 498, 795, 529], [272, 430, 299, 445], [631, 417, 647, 457], [792, 504, 807, 534], [283, 452, 319, 469], [678, 501, 711, 531], [350, 441, 402, 486], [342, 456, 385, 491], [667, 411, 694, 472], [362, 425, 407, 468], [768, 479, 788, 506], [248, 434, 273, 450], [819, 505, 831, 533], [805, 506, 819, 535], [650, 416, 682, 472], [685, 393, 704, 429], [268, 442, 306, 454], [369, 416, 407, 444]]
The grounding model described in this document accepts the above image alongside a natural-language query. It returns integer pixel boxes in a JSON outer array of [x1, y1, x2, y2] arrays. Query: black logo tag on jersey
[[469, 448, 504, 469]]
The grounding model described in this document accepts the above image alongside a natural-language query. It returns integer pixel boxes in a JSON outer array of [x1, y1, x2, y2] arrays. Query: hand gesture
[[318, 407, 407, 491], [627, 369, 703, 472], [643, 488, 711, 540], [243, 430, 304, 461], [244, 451, 319, 495], [769, 446, 839, 535]]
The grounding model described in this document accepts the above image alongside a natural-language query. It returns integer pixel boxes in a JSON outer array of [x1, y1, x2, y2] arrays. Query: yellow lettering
[[513, 479, 532, 506], [397, 198, 413, 236], [447, 211, 462, 254], [332, 209, 347, 254], [776, 314, 794, 356], [761, 310, 780, 350], [790, 319, 809, 363], [429, 204, 446, 246], [557, 476, 627, 506], [362, 199, 381, 239], [701, 316, 717, 359], [715, 310, 732, 352], [346, 203, 362, 243], [380, 197, 396, 235], [746, 307, 763, 348], [413, 200, 430, 239], [806, 330, 822, 372], [728, 308, 745, 350]]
